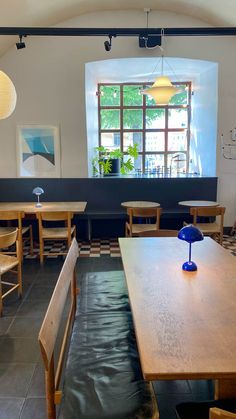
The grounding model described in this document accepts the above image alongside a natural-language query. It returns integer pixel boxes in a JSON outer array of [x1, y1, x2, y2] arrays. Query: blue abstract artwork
[[17, 125, 60, 177]]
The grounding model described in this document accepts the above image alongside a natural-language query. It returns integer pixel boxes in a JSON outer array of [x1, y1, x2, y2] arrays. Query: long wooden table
[[0, 202, 87, 213], [119, 236, 236, 397]]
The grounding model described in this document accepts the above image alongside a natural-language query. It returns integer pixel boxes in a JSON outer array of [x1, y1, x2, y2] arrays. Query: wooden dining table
[[119, 236, 236, 398], [121, 201, 160, 208], [0, 201, 87, 213], [178, 200, 219, 207]]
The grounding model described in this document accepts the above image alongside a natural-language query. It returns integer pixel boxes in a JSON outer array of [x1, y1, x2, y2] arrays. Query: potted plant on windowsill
[[92, 144, 139, 176]]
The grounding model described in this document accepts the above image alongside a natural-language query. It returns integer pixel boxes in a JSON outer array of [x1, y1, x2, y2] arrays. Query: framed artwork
[[16, 125, 61, 177]]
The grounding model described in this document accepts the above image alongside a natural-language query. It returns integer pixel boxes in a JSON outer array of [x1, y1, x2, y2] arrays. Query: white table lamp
[[32, 187, 44, 208]]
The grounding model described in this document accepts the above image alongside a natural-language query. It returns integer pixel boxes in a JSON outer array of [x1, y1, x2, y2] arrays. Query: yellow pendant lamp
[[144, 55, 179, 105], [144, 75, 179, 105], [0, 70, 17, 119]]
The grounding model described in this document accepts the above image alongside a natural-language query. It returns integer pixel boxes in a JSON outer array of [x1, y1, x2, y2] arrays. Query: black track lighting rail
[[1, 26, 236, 37]]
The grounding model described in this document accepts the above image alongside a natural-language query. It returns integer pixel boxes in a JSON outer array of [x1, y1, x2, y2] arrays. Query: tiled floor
[[0, 235, 234, 418], [23, 234, 236, 259]]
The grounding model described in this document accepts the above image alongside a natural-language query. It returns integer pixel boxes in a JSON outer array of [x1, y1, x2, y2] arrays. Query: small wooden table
[[119, 237, 236, 397], [178, 200, 219, 207], [121, 201, 160, 208], [0, 202, 87, 213]]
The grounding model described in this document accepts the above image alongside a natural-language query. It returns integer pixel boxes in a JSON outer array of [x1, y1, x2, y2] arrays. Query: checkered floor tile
[[22, 235, 236, 260], [23, 238, 121, 259]]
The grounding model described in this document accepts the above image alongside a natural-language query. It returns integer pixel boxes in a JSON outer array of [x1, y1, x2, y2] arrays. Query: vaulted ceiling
[[0, 0, 236, 56]]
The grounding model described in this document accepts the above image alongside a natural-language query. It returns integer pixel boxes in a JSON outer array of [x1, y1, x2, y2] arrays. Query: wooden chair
[[0, 211, 33, 259], [138, 229, 178, 237], [190, 206, 226, 245], [0, 229, 22, 316], [125, 207, 162, 237], [37, 211, 76, 264]]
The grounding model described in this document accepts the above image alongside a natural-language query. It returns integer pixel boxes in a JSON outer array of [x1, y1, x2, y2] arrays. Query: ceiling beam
[[1, 27, 236, 37]]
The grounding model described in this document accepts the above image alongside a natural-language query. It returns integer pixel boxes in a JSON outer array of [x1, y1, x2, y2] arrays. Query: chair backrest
[[0, 211, 24, 229], [190, 206, 225, 225], [138, 229, 178, 237], [37, 211, 74, 222], [127, 207, 161, 218], [127, 207, 162, 229], [0, 229, 19, 250]]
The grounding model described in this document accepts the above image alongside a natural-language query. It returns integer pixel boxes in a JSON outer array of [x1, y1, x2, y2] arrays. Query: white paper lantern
[[0, 70, 17, 119]]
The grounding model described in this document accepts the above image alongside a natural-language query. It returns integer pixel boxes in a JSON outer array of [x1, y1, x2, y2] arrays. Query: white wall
[[190, 63, 218, 176], [0, 9, 236, 224]]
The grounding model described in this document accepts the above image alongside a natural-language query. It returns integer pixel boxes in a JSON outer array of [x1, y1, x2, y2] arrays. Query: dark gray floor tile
[[25, 285, 54, 301], [27, 363, 45, 397], [153, 380, 191, 395], [156, 393, 196, 419], [33, 273, 60, 287], [8, 317, 42, 338], [0, 337, 40, 363], [16, 300, 49, 318], [37, 260, 64, 275], [20, 398, 47, 419], [0, 397, 24, 419], [2, 299, 23, 317], [0, 363, 35, 397], [0, 317, 13, 335]]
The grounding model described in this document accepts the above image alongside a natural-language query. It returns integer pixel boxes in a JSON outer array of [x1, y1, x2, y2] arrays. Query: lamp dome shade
[[32, 187, 44, 195], [0, 71, 17, 119], [144, 76, 179, 105], [178, 224, 204, 243]]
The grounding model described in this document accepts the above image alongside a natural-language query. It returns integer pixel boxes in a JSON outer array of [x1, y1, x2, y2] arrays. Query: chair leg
[[219, 232, 223, 245], [19, 234, 23, 262], [39, 238, 44, 264], [29, 225, 34, 255], [17, 262, 22, 297]]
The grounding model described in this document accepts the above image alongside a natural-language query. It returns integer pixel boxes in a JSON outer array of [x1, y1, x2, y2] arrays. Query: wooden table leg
[[215, 379, 236, 399]]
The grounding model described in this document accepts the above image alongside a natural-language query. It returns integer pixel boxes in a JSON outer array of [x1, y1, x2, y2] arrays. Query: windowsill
[[90, 172, 207, 179]]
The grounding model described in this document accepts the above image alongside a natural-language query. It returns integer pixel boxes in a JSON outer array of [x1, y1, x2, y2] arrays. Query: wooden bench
[[38, 238, 159, 419]]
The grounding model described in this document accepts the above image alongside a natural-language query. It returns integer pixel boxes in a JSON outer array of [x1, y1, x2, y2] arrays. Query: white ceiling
[[0, 0, 236, 56]]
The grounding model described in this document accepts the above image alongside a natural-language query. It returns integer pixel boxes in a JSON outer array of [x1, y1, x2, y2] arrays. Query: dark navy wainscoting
[[0, 177, 218, 238]]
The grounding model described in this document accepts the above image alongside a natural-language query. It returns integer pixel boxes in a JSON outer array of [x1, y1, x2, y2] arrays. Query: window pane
[[145, 154, 165, 173], [123, 85, 143, 106], [123, 110, 143, 129], [168, 153, 187, 174], [100, 85, 120, 106], [168, 131, 187, 151], [169, 85, 188, 105], [100, 109, 120, 129], [146, 109, 165, 128], [145, 92, 157, 106], [124, 132, 142, 151], [122, 154, 141, 174], [100, 132, 120, 149], [146, 132, 165, 152], [168, 109, 188, 128]]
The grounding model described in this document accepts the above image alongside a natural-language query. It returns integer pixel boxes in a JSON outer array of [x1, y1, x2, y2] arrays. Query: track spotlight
[[16, 35, 26, 50], [104, 35, 113, 52]]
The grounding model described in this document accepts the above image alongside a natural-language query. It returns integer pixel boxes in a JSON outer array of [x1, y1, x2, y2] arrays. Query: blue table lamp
[[32, 187, 44, 208], [178, 224, 204, 271]]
